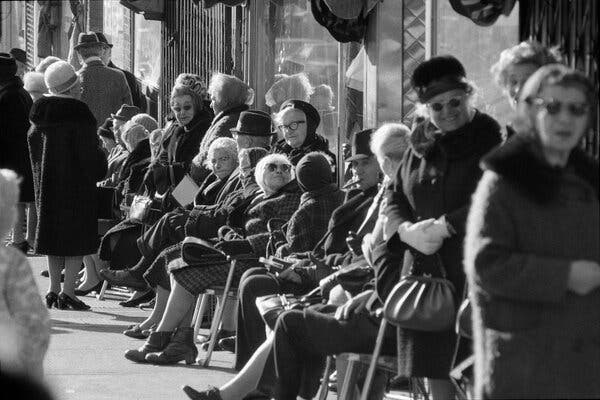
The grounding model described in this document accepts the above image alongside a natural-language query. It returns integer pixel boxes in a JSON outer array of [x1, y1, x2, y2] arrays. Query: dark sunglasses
[[277, 120, 306, 131], [531, 98, 589, 116], [266, 163, 292, 173], [427, 97, 462, 112]]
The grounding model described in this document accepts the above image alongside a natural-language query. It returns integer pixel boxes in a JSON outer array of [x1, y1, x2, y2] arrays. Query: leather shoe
[[217, 336, 235, 353], [182, 385, 222, 400], [119, 289, 154, 307], [74, 281, 103, 296], [99, 269, 148, 291]]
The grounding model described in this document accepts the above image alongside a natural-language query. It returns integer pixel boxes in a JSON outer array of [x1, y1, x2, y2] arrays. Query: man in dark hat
[[95, 31, 147, 112], [9, 48, 28, 79], [100, 110, 276, 291], [75, 32, 133, 128], [0, 53, 35, 253]]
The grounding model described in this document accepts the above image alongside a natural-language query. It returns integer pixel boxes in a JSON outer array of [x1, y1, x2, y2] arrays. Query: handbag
[[336, 264, 374, 295], [383, 253, 456, 332], [128, 194, 153, 223], [180, 236, 227, 267], [255, 287, 323, 329]]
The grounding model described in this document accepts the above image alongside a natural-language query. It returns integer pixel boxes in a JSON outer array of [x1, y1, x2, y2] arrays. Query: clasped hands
[[398, 217, 451, 255]]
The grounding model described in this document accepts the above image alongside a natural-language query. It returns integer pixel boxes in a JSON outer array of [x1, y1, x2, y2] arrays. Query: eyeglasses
[[531, 98, 589, 117], [277, 120, 306, 131], [266, 163, 292, 173], [427, 97, 462, 112]]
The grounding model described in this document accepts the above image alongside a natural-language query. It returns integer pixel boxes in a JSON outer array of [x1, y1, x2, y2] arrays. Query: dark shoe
[[99, 269, 149, 291], [182, 385, 222, 400], [45, 292, 58, 309], [139, 298, 156, 310], [124, 331, 172, 363], [57, 293, 91, 311], [197, 329, 235, 344], [217, 336, 236, 353], [123, 324, 149, 339], [74, 281, 103, 297], [141, 324, 157, 337], [119, 289, 154, 307], [145, 327, 198, 365]]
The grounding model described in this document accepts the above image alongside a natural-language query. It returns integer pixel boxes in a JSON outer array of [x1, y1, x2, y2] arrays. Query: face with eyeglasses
[[170, 95, 195, 126], [210, 149, 236, 180], [426, 89, 471, 132], [278, 108, 307, 149], [504, 62, 539, 109], [262, 159, 293, 194], [532, 84, 590, 155]]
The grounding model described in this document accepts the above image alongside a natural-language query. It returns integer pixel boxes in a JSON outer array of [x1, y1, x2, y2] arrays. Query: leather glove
[[215, 239, 253, 256]]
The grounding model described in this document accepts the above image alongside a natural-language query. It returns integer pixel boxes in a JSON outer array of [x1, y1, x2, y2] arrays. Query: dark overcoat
[[384, 110, 502, 378], [108, 61, 147, 112], [465, 136, 600, 398], [0, 76, 34, 202], [28, 96, 108, 256], [273, 132, 336, 167]]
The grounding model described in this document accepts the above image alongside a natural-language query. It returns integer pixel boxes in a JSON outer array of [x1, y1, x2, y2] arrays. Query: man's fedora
[[111, 104, 141, 121], [230, 110, 274, 137], [94, 32, 113, 48], [74, 32, 103, 51], [346, 128, 375, 162]]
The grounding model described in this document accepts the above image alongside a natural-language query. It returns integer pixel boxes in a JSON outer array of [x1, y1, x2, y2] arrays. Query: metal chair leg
[[192, 294, 209, 343], [316, 355, 333, 400], [360, 319, 388, 400], [339, 358, 359, 400], [96, 280, 109, 301]]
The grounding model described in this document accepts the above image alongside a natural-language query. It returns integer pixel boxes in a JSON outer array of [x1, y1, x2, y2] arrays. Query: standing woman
[[465, 65, 599, 398], [28, 61, 107, 310], [383, 55, 502, 399]]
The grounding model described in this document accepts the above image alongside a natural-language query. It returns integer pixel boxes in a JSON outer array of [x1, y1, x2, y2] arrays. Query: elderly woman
[[193, 73, 254, 183], [465, 65, 599, 398], [491, 40, 561, 139], [125, 153, 301, 365], [273, 100, 336, 167], [0, 169, 50, 378], [28, 61, 107, 311]]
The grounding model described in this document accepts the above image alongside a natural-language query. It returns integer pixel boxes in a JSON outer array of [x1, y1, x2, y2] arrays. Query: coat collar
[[482, 135, 599, 204], [0, 76, 23, 92], [211, 104, 249, 126]]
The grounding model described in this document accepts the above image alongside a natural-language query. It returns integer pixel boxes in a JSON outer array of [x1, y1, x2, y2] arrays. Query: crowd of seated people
[[8, 38, 597, 400]]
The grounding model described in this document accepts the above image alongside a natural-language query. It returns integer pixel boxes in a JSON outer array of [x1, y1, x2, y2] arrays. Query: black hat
[[296, 152, 333, 192], [74, 32, 103, 51], [230, 110, 274, 137], [9, 48, 27, 64], [346, 128, 375, 162], [412, 55, 468, 103], [0, 52, 17, 78], [280, 99, 321, 137], [93, 32, 113, 48], [98, 118, 115, 141], [111, 104, 141, 121]]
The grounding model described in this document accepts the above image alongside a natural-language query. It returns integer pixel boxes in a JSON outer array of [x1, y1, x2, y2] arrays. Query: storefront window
[[103, 2, 131, 70], [133, 13, 161, 88], [436, 1, 519, 127]]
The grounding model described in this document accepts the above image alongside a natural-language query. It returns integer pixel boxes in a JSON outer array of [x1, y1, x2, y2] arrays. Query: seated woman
[[124, 153, 301, 364]]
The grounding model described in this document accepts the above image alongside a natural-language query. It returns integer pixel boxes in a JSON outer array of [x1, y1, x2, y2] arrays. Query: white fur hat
[[44, 60, 79, 95], [23, 71, 47, 94]]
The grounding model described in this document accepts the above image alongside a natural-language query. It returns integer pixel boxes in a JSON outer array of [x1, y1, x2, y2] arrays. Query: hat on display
[[44, 61, 79, 94], [9, 48, 27, 64], [74, 32, 103, 51], [111, 104, 141, 121], [23, 72, 47, 94], [346, 128, 375, 162], [323, 0, 380, 19], [230, 110, 274, 137], [412, 55, 469, 103], [35, 56, 61, 73], [0, 52, 17, 78], [93, 32, 113, 48]]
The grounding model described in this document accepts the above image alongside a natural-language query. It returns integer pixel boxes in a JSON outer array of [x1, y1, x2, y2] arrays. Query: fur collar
[[30, 96, 96, 127], [482, 135, 599, 204]]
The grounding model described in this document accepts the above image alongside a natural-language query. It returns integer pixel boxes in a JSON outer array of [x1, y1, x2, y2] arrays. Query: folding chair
[[95, 218, 120, 300]]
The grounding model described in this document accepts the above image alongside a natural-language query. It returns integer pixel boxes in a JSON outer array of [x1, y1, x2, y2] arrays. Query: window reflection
[[134, 13, 161, 88]]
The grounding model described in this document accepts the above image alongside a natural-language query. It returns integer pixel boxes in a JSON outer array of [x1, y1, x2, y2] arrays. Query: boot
[[145, 327, 198, 365], [124, 331, 172, 363]]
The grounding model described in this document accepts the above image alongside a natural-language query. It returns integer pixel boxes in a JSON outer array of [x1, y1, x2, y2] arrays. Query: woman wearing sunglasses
[[381, 55, 502, 399], [465, 64, 599, 398]]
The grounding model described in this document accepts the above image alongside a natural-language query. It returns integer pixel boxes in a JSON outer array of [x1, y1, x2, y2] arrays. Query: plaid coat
[[246, 180, 302, 256], [273, 183, 344, 258]]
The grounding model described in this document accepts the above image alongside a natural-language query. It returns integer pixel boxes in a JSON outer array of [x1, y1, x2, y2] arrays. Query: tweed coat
[[0, 76, 34, 202], [78, 59, 132, 128], [465, 136, 600, 398], [28, 96, 108, 256], [383, 110, 502, 378]]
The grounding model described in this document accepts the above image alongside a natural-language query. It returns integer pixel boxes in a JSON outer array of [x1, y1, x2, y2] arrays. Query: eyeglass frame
[[426, 96, 463, 112], [277, 120, 306, 132], [530, 97, 590, 117], [265, 163, 292, 173]]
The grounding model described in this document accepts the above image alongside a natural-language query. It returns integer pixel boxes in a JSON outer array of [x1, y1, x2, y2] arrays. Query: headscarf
[[279, 99, 321, 141]]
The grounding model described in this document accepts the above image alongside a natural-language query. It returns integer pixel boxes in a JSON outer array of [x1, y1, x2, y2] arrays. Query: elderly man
[[75, 32, 132, 128]]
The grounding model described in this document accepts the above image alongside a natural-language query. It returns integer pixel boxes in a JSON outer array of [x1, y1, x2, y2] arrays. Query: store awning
[[119, 0, 164, 21]]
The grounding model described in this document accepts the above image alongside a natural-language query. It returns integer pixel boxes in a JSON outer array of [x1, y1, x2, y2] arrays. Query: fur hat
[[412, 55, 469, 103], [0, 53, 17, 79], [35, 56, 61, 73], [44, 61, 79, 94], [23, 72, 47, 94], [174, 73, 208, 100]]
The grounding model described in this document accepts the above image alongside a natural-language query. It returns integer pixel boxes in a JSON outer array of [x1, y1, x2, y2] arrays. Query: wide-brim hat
[[74, 32, 103, 51], [346, 128, 375, 162], [9, 48, 27, 64], [44, 60, 79, 95], [111, 104, 141, 121], [230, 110, 275, 137], [93, 32, 113, 48]]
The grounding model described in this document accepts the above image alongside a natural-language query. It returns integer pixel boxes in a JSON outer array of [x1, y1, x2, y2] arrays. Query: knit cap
[[295, 152, 333, 192]]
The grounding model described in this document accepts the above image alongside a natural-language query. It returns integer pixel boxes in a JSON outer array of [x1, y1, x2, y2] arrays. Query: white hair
[[204, 137, 238, 169], [254, 153, 293, 194], [120, 122, 148, 152], [370, 123, 411, 162]]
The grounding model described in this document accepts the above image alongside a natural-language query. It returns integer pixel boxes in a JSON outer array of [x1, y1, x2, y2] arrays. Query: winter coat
[[108, 61, 147, 112], [145, 111, 212, 195], [273, 131, 336, 167], [78, 59, 132, 128], [28, 96, 108, 256], [465, 135, 600, 398], [116, 138, 151, 199], [0, 77, 34, 202], [383, 110, 502, 378]]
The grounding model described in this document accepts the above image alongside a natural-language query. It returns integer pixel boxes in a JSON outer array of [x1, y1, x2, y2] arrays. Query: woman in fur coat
[[465, 64, 599, 398]]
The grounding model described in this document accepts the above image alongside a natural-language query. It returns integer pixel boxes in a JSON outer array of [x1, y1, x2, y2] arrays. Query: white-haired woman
[[465, 64, 599, 398], [125, 153, 302, 365]]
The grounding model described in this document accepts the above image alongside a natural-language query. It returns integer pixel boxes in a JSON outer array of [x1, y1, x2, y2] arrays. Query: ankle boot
[[124, 331, 172, 363], [145, 327, 198, 365]]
